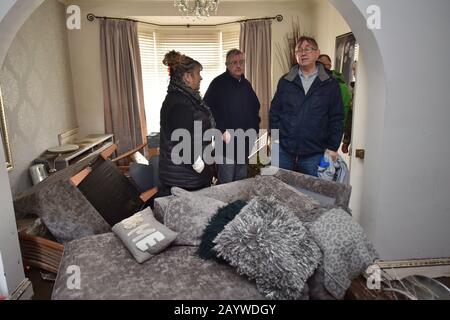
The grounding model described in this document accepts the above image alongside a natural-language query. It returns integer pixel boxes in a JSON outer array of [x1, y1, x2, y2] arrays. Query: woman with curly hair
[[158, 50, 215, 195]]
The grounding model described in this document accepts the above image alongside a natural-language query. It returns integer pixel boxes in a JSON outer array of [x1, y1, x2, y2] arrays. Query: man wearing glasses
[[270, 36, 344, 177], [204, 49, 260, 184]]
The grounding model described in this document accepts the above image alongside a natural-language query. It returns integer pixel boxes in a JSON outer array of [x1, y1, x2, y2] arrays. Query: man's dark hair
[[296, 36, 319, 50]]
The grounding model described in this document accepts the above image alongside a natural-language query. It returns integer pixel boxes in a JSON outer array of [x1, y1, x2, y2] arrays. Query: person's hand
[[326, 149, 339, 162], [341, 143, 349, 154], [222, 131, 231, 144]]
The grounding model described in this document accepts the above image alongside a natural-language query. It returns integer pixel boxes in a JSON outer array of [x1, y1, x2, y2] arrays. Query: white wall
[[311, 0, 351, 63], [331, 0, 450, 260], [67, 0, 314, 136], [368, 0, 450, 260]]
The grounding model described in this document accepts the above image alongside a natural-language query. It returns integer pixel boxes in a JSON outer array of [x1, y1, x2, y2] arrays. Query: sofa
[[49, 167, 377, 300]]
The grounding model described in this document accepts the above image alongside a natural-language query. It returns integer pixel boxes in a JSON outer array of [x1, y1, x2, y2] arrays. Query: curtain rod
[[86, 13, 283, 28]]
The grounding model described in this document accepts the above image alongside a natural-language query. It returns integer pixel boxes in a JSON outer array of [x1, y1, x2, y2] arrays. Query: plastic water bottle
[[319, 156, 330, 169], [318, 155, 334, 181]]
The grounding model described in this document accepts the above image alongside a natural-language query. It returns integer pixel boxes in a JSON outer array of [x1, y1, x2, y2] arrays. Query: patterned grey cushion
[[250, 175, 321, 221], [52, 233, 264, 300], [112, 207, 178, 263], [214, 196, 322, 300], [269, 168, 352, 209], [13, 180, 110, 243], [305, 208, 379, 299], [164, 190, 226, 246]]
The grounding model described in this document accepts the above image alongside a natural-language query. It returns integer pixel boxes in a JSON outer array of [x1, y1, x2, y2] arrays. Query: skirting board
[[376, 257, 450, 280], [9, 278, 33, 300]]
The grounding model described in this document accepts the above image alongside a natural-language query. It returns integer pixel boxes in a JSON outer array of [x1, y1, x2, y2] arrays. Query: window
[[138, 24, 240, 133]]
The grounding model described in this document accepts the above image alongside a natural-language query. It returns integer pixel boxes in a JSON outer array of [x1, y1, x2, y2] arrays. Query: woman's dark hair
[[318, 54, 332, 63], [163, 50, 202, 82]]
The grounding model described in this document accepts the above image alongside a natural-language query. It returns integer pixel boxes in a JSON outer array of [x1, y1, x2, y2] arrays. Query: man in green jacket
[[318, 54, 352, 154]]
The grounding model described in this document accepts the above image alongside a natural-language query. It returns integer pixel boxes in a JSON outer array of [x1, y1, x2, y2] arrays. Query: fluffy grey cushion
[[250, 175, 321, 221], [305, 208, 379, 299], [213, 196, 322, 300], [164, 189, 226, 246], [112, 207, 178, 263]]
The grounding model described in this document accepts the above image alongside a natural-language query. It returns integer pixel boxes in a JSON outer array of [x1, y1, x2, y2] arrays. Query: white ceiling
[[70, 0, 317, 25]]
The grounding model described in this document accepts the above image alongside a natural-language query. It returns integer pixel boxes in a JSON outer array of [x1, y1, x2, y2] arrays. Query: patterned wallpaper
[[0, 0, 77, 196]]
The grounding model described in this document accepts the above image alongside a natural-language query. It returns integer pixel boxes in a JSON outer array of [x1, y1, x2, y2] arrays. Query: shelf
[[53, 134, 114, 170]]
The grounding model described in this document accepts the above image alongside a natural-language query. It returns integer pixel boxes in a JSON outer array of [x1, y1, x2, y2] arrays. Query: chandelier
[[174, 0, 220, 19]]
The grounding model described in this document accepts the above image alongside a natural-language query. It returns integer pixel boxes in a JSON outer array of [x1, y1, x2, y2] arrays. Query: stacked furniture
[[48, 168, 377, 300]]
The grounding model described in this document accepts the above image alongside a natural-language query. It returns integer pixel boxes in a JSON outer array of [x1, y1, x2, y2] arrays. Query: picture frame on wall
[[334, 32, 357, 85], [0, 84, 13, 171]]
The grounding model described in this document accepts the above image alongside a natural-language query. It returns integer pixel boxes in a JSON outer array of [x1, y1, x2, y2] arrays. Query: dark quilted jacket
[[159, 82, 214, 190], [270, 63, 344, 156]]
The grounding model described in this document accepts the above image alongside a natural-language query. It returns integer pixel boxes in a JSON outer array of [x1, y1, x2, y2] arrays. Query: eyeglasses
[[295, 47, 317, 54], [229, 60, 245, 66]]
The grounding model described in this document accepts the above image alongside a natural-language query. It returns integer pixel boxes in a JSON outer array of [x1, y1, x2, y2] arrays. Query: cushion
[[112, 207, 178, 263], [131, 151, 149, 165], [250, 175, 321, 221], [13, 179, 110, 243], [305, 208, 379, 299], [164, 188, 226, 246], [197, 200, 247, 262], [129, 162, 156, 193], [78, 159, 143, 226], [52, 233, 263, 300], [213, 196, 322, 300]]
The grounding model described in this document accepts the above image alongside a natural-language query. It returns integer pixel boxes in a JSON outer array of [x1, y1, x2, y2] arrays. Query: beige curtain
[[100, 19, 147, 159], [240, 20, 272, 129]]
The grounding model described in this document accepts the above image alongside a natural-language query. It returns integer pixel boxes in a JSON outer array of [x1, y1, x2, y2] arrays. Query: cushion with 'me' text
[[112, 207, 178, 263]]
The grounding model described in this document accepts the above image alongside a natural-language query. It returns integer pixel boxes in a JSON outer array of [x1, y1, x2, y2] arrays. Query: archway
[[0, 0, 387, 294]]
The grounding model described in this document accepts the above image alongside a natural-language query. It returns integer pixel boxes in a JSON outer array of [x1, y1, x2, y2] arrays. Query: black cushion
[[78, 159, 143, 226], [197, 200, 247, 262], [129, 162, 156, 193]]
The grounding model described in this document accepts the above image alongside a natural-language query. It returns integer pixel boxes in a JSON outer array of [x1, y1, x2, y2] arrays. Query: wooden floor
[[26, 267, 54, 300]]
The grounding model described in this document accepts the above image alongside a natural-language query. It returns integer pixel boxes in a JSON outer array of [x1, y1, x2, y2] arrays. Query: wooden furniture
[[19, 232, 64, 274], [52, 134, 114, 170], [17, 218, 63, 274], [71, 143, 158, 203], [111, 142, 159, 173], [111, 143, 159, 201]]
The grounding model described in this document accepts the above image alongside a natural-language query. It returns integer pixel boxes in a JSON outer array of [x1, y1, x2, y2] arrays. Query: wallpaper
[[0, 0, 78, 196]]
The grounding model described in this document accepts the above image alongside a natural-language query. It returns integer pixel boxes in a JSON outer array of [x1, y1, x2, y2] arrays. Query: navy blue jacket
[[204, 71, 260, 160], [270, 63, 344, 156]]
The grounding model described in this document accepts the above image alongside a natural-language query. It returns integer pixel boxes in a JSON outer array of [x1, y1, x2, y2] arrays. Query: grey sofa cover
[[52, 233, 263, 300], [52, 168, 353, 300]]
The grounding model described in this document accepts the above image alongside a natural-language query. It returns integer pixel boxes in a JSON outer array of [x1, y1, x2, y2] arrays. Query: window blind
[[138, 24, 240, 133]]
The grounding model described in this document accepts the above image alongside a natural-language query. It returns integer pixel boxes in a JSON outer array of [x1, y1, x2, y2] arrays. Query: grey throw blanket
[[306, 208, 379, 299]]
